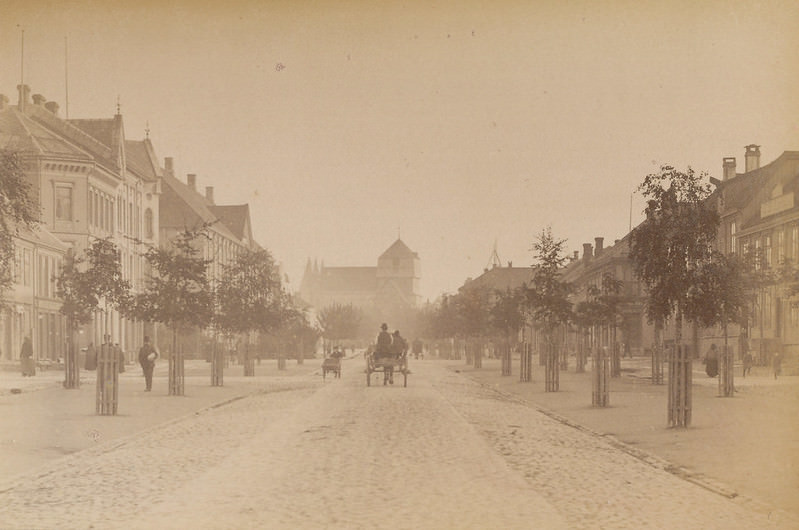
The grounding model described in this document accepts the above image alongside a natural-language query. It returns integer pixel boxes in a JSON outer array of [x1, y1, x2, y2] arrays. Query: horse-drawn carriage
[[321, 354, 342, 380], [365, 351, 409, 387]]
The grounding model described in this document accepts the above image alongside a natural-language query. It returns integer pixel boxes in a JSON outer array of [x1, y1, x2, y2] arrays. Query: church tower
[[375, 238, 421, 308]]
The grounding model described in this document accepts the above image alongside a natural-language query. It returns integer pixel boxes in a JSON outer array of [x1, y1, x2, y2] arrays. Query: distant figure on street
[[116, 343, 125, 373], [742, 352, 754, 377], [375, 323, 392, 360], [412, 338, 423, 360], [772, 350, 783, 380], [704, 344, 719, 378], [385, 330, 408, 385], [20, 336, 35, 377], [138, 336, 159, 391], [85, 342, 97, 371]]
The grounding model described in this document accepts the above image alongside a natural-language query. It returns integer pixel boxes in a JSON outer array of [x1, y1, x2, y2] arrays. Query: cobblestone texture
[[0, 362, 794, 529]]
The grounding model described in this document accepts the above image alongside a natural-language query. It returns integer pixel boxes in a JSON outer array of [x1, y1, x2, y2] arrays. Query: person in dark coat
[[138, 336, 159, 391], [20, 336, 35, 376], [85, 342, 97, 370]]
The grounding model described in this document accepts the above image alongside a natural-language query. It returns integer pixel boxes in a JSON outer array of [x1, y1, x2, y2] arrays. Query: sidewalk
[[0, 359, 320, 487], [447, 356, 799, 517]]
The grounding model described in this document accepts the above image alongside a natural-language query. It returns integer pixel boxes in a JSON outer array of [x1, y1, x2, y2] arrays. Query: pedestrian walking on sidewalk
[[85, 342, 97, 371], [20, 335, 35, 377], [704, 344, 719, 378], [116, 343, 125, 373], [138, 336, 159, 391], [772, 351, 783, 380]]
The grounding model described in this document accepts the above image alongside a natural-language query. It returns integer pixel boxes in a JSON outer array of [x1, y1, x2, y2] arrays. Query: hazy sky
[[3, 0, 798, 301]]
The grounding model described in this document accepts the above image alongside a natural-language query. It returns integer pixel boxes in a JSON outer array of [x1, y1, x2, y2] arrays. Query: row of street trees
[[55, 225, 313, 406], [419, 165, 797, 428]]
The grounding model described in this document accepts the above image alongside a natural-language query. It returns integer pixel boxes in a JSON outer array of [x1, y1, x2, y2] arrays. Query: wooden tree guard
[[719, 344, 734, 397], [64, 335, 80, 389], [519, 342, 533, 382], [473, 340, 482, 369], [545, 341, 559, 392], [501, 342, 512, 376], [211, 343, 223, 387], [277, 354, 287, 370], [243, 343, 255, 377], [668, 344, 692, 427], [576, 332, 586, 373], [611, 340, 621, 378], [592, 346, 610, 407], [169, 345, 185, 396], [651, 327, 664, 384], [96, 343, 119, 415]]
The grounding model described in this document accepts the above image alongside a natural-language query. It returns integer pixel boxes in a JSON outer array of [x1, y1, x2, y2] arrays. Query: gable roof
[[124, 139, 161, 181], [467, 266, 533, 292], [0, 107, 92, 161], [209, 204, 252, 242], [379, 238, 418, 259], [159, 173, 239, 241]]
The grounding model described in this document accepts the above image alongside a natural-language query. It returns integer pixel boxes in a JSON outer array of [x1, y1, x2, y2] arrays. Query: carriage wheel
[[322, 368, 326, 380], [366, 370, 371, 386], [403, 371, 407, 387]]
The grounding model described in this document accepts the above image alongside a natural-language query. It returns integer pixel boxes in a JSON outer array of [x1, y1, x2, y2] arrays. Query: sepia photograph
[[0, 0, 798, 528]]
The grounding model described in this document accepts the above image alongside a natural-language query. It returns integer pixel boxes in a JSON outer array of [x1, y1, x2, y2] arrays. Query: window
[[729, 221, 737, 254], [144, 208, 154, 239], [776, 229, 785, 265], [55, 185, 73, 221], [765, 235, 772, 268], [793, 225, 798, 263]]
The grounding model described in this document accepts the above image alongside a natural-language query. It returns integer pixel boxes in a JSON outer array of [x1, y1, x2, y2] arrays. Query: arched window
[[144, 208, 154, 239]]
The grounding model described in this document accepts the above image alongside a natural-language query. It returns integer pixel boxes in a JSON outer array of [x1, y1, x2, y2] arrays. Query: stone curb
[[462, 373, 799, 524]]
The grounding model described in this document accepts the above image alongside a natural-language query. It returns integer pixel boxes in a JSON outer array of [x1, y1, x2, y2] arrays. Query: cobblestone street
[[0, 360, 796, 529]]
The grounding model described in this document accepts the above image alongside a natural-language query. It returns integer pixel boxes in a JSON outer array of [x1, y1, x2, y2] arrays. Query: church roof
[[379, 238, 418, 259], [319, 267, 377, 292]]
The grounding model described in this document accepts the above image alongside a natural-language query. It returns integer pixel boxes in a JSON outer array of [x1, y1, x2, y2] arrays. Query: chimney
[[722, 157, 736, 180], [573, 251, 579, 261], [0, 94, 9, 111], [583, 243, 593, 262], [164, 157, 174, 177], [187, 174, 197, 191], [205, 186, 214, 204], [594, 237, 604, 256], [44, 101, 59, 116], [32, 94, 46, 106], [507, 261, 513, 267], [745, 144, 760, 172], [16, 84, 30, 110]]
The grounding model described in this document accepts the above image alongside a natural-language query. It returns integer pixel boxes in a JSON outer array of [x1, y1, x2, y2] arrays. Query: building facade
[[0, 85, 160, 361]]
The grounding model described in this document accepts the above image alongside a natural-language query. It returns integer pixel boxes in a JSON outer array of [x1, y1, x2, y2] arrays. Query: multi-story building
[[712, 146, 799, 361], [0, 85, 160, 361], [157, 165, 259, 354]]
